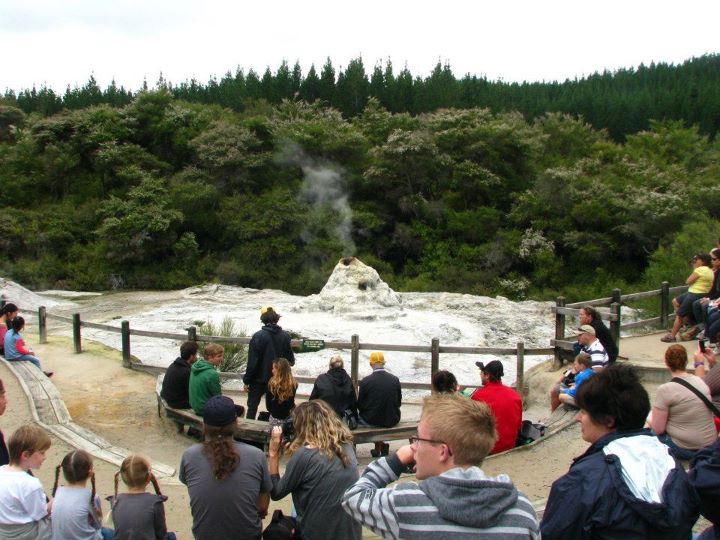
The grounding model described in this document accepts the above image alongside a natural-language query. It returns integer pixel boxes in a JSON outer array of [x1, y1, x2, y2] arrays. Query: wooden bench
[[155, 375, 417, 449]]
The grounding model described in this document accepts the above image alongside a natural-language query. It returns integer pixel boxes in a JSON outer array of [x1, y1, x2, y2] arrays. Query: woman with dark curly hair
[[541, 364, 700, 539], [179, 396, 271, 540], [268, 400, 362, 540]]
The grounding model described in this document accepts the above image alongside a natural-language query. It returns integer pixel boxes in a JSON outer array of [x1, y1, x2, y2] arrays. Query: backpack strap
[[671, 377, 720, 417]]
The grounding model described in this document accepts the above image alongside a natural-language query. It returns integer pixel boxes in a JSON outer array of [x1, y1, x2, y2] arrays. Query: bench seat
[[156, 375, 417, 448]]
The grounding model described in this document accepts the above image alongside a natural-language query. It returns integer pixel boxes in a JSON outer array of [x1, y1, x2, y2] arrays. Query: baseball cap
[[475, 359, 504, 379], [202, 395, 237, 427], [575, 324, 596, 336]]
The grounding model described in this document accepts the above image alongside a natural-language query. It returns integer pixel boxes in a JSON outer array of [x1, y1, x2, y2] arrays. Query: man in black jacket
[[310, 355, 357, 418], [243, 306, 296, 420], [161, 341, 199, 409], [358, 351, 402, 457]]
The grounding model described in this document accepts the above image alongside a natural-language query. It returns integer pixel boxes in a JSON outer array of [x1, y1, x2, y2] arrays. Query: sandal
[[660, 334, 676, 343]]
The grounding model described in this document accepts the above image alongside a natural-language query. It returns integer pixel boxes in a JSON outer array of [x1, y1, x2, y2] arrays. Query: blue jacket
[[541, 430, 699, 540], [564, 368, 594, 399]]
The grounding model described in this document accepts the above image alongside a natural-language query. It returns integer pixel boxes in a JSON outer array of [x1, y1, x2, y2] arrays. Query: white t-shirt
[[583, 339, 609, 370], [0, 466, 48, 524]]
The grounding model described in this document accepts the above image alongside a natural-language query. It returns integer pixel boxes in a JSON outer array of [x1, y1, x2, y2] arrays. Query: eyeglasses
[[409, 436, 445, 447]]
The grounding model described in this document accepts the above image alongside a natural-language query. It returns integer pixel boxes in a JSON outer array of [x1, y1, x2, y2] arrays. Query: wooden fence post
[[187, 326, 197, 342], [610, 301, 621, 348], [72, 313, 82, 353], [38, 306, 47, 344], [516, 342, 525, 397], [660, 281, 670, 329], [121, 321, 131, 368], [554, 296, 565, 369], [430, 338, 440, 378], [350, 334, 360, 394]]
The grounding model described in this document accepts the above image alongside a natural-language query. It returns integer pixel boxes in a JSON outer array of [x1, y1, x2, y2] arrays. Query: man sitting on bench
[[189, 343, 245, 418], [162, 341, 201, 438]]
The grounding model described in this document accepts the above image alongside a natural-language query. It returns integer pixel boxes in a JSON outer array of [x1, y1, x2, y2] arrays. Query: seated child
[[0, 425, 52, 539], [550, 364, 578, 412], [111, 453, 176, 540], [51, 449, 113, 540], [558, 352, 595, 408]]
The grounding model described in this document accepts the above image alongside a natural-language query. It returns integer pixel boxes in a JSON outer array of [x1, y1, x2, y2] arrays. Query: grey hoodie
[[342, 453, 540, 539]]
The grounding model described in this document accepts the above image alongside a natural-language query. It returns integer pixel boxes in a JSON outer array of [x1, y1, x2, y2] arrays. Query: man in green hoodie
[[189, 343, 224, 415]]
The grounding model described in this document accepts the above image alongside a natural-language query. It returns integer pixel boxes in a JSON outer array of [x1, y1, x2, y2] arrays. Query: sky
[[1, 0, 719, 94]]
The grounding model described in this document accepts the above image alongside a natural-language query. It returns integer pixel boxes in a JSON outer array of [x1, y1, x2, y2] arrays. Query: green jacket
[[189, 359, 221, 415]]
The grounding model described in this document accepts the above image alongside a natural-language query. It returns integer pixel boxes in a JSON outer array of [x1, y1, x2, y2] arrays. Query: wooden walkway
[[1, 358, 175, 477]]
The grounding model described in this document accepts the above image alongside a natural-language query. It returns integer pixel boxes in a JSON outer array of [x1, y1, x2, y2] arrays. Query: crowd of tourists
[[1, 298, 720, 538]]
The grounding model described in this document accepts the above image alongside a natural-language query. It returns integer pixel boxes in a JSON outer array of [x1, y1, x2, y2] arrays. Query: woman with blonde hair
[[112, 454, 176, 539], [268, 400, 361, 540], [266, 357, 297, 421]]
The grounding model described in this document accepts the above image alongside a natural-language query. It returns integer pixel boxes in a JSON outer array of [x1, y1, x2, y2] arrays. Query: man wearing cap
[[358, 352, 402, 457], [180, 395, 272, 540], [575, 324, 609, 372], [471, 360, 522, 454], [244, 306, 296, 420]]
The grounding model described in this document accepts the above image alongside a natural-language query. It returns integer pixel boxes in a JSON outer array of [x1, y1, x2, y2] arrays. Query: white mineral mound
[[300, 257, 402, 314], [0, 278, 70, 313]]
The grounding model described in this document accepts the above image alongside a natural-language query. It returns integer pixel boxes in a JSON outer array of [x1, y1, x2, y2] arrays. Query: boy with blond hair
[[342, 394, 540, 539], [0, 425, 52, 539]]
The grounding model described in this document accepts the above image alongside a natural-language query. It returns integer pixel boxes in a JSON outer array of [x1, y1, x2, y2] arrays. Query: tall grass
[[197, 316, 248, 373]]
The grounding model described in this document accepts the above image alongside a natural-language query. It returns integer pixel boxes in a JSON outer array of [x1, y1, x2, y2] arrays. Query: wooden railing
[[36, 308, 554, 393], [551, 281, 684, 367]]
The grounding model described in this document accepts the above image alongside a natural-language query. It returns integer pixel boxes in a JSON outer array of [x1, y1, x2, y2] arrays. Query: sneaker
[[660, 334, 676, 343], [680, 325, 700, 341]]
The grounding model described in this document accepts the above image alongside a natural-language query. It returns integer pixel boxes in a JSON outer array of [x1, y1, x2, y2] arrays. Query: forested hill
[[0, 62, 719, 301], [4, 54, 720, 142]]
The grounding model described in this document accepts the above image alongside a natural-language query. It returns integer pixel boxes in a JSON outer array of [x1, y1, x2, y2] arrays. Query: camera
[[700, 339, 707, 352], [269, 416, 295, 443]]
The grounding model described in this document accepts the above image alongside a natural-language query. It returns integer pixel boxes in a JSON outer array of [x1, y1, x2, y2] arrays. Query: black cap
[[202, 395, 237, 427], [475, 360, 504, 379]]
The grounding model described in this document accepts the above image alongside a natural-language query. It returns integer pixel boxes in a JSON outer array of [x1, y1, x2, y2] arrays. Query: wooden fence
[[5, 279, 678, 392], [551, 280, 683, 367], [36, 308, 555, 393]]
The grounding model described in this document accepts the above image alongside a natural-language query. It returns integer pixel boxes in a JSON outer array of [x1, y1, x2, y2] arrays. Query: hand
[[695, 348, 716, 366], [243, 385, 249, 392], [701, 298, 710, 305], [396, 444, 415, 465], [269, 426, 282, 456]]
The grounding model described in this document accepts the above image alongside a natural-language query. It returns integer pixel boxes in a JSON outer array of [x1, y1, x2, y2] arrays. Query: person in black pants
[[357, 352, 402, 457], [243, 306, 295, 420]]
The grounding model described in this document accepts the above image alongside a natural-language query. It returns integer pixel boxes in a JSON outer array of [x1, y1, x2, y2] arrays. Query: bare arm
[[256, 492, 270, 519], [649, 407, 669, 435], [268, 426, 282, 475]]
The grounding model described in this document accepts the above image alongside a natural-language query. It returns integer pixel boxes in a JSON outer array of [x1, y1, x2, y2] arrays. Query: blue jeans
[[656, 433, 698, 461], [7, 355, 42, 370]]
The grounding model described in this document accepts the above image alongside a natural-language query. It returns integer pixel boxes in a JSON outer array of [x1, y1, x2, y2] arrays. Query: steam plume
[[277, 141, 356, 256]]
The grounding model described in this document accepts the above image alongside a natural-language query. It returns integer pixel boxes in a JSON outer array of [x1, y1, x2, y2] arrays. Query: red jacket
[[471, 381, 523, 454]]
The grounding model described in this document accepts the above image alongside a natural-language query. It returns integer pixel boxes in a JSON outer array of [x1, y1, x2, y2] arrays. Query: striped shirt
[[342, 455, 540, 539]]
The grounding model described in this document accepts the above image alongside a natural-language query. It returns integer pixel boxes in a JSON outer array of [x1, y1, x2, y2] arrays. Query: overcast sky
[[1, 0, 718, 94]]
